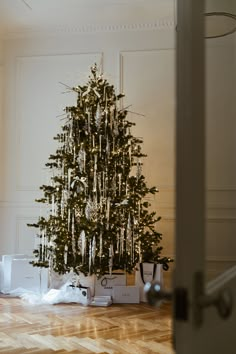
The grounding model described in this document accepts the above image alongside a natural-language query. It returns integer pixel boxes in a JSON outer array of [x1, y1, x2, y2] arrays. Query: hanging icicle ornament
[[106, 140, 110, 157], [85, 198, 92, 220], [126, 213, 132, 254], [87, 109, 91, 133], [136, 157, 142, 179], [68, 168, 72, 190], [41, 229, 45, 261], [77, 148, 86, 172], [67, 208, 71, 231], [92, 236, 96, 264], [68, 122, 73, 152], [64, 245, 68, 265], [118, 173, 122, 195], [97, 172, 101, 196], [71, 212, 76, 256], [102, 171, 106, 197], [85, 198, 99, 222], [112, 174, 116, 194], [109, 244, 113, 275], [73, 146, 76, 163], [93, 154, 97, 193], [78, 230, 86, 263], [120, 226, 125, 256], [95, 103, 102, 128], [99, 135, 102, 156], [129, 143, 132, 163], [51, 194, 55, 216], [99, 231, 103, 260], [106, 197, 110, 229]]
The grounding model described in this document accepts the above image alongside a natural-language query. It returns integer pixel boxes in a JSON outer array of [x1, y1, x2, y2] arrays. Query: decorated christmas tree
[[28, 64, 171, 278]]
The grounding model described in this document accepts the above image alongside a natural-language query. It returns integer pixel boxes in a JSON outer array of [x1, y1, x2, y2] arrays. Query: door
[[175, 0, 236, 353]]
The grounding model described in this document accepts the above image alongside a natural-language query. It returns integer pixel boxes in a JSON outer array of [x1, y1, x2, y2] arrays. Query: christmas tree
[[28, 64, 171, 278]]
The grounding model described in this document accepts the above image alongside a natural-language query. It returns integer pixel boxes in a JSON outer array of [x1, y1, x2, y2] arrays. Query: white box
[[112, 286, 140, 303], [95, 272, 126, 296], [1, 254, 48, 293], [91, 295, 112, 307]]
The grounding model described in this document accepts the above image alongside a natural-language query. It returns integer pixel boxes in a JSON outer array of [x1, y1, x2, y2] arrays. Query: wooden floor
[[0, 296, 174, 354]]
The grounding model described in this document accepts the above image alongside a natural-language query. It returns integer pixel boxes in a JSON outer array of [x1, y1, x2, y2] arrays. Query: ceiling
[[0, 0, 174, 37]]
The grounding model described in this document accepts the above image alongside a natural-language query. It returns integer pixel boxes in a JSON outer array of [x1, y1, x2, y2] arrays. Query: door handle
[[145, 272, 233, 328], [194, 271, 233, 326]]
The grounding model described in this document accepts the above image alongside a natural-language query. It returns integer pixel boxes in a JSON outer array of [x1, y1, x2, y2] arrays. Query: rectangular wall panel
[[120, 50, 175, 190], [15, 53, 102, 192], [16, 216, 37, 255], [120, 50, 175, 264]]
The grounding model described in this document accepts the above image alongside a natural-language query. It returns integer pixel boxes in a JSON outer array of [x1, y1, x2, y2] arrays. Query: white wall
[[1, 16, 236, 284], [0, 39, 3, 246], [205, 35, 236, 279], [1, 26, 176, 272]]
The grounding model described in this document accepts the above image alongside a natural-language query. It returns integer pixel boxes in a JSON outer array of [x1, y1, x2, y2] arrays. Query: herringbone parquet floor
[[0, 296, 174, 354]]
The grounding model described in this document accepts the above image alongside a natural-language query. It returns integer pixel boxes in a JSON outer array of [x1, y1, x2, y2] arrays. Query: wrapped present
[[1, 254, 48, 294], [112, 285, 140, 303], [95, 272, 126, 296]]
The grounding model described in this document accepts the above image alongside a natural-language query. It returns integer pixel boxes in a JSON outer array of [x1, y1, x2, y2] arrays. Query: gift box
[[95, 272, 126, 296], [90, 295, 112, 307], [112, 286, 140, 303], [1, 254, 48, 294]]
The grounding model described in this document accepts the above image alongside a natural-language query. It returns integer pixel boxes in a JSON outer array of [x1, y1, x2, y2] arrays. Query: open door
[[174, 0, 236, 352]]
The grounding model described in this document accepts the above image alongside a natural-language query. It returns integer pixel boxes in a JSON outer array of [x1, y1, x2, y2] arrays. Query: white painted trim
[[208, 187, 236, 192], [2, 19, 175, 40], [0, 201, 44, 208], [207, 217, 236, 223], [159, 256, 236, 263], [147, 185, 236, 193], [206, 256, 236, 262]]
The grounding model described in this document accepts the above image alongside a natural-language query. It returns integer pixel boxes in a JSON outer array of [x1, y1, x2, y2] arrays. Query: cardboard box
[[1, 254, 48, 293], [112, 286, 140, 303], [95, 272, 126, 296]]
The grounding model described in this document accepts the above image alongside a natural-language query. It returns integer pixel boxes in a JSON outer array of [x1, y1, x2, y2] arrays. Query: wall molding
[[3, 19, 175, 39], [208, 187, 236, 192], [207, 217, 236, 223], [0, 201, 43, 208], [151, 185, 236, 193], [15, 215, 37, 254], [206, 256, 236, 262]]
